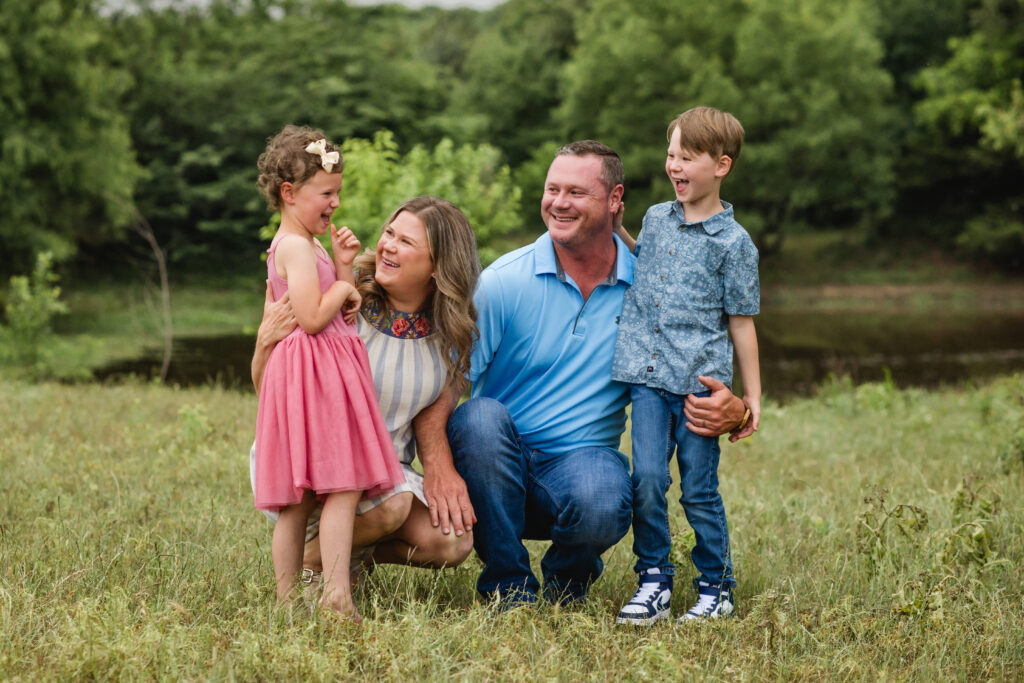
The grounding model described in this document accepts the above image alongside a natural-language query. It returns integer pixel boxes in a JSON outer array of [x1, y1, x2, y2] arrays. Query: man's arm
[[413, 386, 476, 536], [251, 281, 297, 393]]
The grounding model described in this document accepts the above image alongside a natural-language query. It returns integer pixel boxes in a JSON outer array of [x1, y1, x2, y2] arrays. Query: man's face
[[541, 154, 621, 251]]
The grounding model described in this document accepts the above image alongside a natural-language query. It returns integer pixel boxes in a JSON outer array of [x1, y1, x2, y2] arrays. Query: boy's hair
[[667, 107, 744, 172], [257, 124, 343, 211], [555, 140, 624, 193]]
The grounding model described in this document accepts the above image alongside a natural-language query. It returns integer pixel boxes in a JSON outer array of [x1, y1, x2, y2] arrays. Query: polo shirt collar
[[533, 232, 634, 286], [670, 200, 734, 235]]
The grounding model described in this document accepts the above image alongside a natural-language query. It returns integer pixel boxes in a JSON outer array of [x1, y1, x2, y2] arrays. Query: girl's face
[[284, 170, 342, 236], [374, 210, 435, 303]]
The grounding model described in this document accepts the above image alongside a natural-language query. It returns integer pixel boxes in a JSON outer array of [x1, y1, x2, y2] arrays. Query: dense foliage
[[1, 0, 1022, 277]]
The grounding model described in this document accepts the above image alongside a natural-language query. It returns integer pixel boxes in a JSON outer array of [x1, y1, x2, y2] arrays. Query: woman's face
[[374, 210, 435, 302]]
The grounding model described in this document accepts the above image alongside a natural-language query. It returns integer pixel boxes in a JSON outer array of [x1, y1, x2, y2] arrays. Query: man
[[438, 141, 746, 608]]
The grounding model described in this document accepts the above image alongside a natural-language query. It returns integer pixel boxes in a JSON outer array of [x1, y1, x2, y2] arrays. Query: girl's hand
[[341, 285, 362, 325], [331, 224, 361, 266], [729, 396, 760, 441]]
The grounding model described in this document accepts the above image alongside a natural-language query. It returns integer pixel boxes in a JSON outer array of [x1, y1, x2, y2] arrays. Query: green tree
[[444, 0, 582, 167], [913, 0, 1024, 265], [108, 0, 450, 270], [558, 0, 895, 252], [340, 132, 523, 265], [261, 131, 523, 265], [0, 0, 140, 273]]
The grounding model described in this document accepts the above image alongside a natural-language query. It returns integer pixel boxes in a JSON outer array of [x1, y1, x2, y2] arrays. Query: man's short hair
[[667, 107, 744, 166], [555, 140, 624, 193]]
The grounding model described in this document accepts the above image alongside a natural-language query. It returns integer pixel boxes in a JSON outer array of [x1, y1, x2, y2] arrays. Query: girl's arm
[[251, 281, 297, 393], [330, 224, 360, 286], [728, 314, 761, 440], [276, 235, 360, 335]]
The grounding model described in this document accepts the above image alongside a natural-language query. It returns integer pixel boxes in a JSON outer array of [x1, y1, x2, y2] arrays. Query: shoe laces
[[632, 581, 668, 605], [688, 591, 719, 615]]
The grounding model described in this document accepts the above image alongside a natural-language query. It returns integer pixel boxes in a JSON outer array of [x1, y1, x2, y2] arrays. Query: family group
[[249, 106, 761, 626]]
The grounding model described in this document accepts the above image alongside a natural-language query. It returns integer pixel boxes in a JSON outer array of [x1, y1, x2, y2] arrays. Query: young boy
[[612, 106, 760, 624]]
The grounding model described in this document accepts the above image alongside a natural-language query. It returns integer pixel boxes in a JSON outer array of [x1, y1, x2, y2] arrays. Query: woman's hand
[[252, 280, 298, 392], [257, 280, 297, 348], [330, 224, 361, 267]]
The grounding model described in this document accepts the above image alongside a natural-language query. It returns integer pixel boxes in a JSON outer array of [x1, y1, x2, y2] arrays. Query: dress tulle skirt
[[253, 330, 404, 511]]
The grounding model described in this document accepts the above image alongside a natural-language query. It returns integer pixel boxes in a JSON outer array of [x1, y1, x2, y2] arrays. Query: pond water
[[95, 308, 1024, 401]]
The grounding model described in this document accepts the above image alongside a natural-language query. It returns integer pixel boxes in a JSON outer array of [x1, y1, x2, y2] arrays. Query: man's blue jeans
[[629, 384, 735, 589], [447, 397, 633, 603]]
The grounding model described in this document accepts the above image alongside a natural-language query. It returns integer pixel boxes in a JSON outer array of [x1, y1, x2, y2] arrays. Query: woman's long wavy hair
[[354, 196, 480, 394]]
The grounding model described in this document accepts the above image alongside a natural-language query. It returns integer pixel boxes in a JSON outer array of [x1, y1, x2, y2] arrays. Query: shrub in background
[[0, 251, 69, 379]]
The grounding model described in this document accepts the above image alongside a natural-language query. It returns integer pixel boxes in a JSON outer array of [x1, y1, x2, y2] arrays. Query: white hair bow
[[304, 139, 340, 172]]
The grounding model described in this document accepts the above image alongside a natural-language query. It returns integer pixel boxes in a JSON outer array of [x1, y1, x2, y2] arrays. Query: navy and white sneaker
[[616, 569, 673, 626], [679, 581, 734, 621]]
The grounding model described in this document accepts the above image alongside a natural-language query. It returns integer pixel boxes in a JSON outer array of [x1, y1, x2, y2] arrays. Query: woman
[[251, 196, 479, 591]]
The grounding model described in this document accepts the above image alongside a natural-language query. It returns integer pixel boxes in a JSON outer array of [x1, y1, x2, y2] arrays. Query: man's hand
[[422, 464, 476, 537], [414, 388, 475, 536], [683, 375, 746, 439]]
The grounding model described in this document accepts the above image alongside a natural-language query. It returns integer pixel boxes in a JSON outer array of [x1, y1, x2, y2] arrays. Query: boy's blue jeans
[[629, 384, 735, 589], [447, 397, 633, 603]]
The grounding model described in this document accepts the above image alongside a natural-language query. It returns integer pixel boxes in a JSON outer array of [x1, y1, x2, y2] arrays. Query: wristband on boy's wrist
[[736, 407, 752, 432]]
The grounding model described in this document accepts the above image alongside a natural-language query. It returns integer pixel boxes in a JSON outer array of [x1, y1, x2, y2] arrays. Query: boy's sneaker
[[616, 568, 673, 626], [679, 581, 734, 621]]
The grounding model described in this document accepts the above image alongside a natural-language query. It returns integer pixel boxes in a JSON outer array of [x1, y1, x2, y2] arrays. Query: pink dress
[[253, 239, 403, 511]]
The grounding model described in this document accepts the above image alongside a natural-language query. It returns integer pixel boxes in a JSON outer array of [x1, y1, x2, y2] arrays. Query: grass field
[[2, 373, 1023, 680]]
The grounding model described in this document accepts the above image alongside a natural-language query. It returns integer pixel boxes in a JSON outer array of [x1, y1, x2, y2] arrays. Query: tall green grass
[[2, 375, 1022, 679]]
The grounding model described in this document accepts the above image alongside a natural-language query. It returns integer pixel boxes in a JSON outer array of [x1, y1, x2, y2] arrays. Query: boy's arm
[[728, 315, 761, 440], [612, 202, 637, 252]]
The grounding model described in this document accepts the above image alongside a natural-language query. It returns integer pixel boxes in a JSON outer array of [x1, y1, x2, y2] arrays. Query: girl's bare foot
[[321, 585, 361, 623]]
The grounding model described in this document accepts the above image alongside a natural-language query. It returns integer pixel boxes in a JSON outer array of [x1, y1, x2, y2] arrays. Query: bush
[[0, 251, 69, 379]]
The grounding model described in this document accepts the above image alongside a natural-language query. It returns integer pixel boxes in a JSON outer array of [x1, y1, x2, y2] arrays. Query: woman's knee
[[426, 529, 474, 568], [358, 493, 413, 539], [377, 493, 414, 534]]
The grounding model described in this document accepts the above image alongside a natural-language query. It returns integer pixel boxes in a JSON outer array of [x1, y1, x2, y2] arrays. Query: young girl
[[254, 125, 403, 619]]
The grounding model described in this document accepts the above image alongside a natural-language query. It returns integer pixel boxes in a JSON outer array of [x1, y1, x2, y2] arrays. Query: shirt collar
[[670, 200, 734, 235], [534, 232, 634, 286]]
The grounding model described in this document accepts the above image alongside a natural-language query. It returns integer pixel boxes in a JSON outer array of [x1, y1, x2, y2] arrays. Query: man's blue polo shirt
[[469, 232, 635, 455]]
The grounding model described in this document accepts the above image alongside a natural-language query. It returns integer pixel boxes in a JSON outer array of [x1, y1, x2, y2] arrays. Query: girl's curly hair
[[256, 125, 343, 211]]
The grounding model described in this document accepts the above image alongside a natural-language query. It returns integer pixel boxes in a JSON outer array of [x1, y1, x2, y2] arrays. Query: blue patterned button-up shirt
[[611, 200, 759, 395]]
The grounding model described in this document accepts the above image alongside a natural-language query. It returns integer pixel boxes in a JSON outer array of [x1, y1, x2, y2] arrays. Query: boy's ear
[[715, 155, 733, 178], [280, 181, 296, 205]]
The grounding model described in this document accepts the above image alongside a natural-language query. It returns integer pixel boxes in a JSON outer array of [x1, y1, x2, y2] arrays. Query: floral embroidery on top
[[363, 299, 433, 339]]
